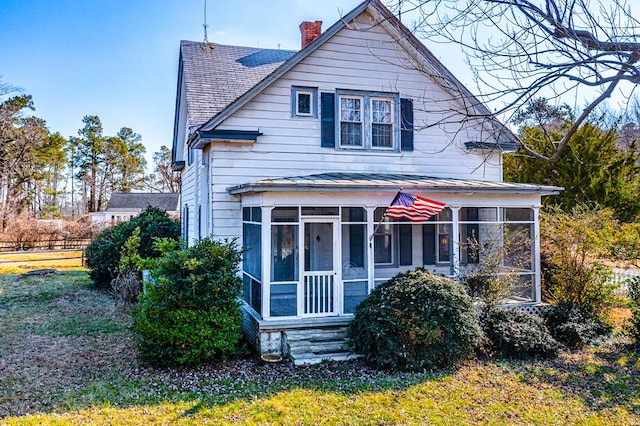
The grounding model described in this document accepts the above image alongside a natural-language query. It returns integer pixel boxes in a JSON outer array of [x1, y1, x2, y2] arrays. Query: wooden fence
[[611, 268, 640, 293], [0, 238, 90, 252], [0, 249, 86, 270]]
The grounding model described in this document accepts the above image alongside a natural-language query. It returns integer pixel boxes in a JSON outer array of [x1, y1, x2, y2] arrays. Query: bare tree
[[388, 0, 640, 162], [146, 145, 181, 193]]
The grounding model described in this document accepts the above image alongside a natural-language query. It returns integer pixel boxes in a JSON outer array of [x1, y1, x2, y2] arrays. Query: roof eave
[[228, 182, 563, 196], [191, 129, 263, 149], [171, 51, 185, 165], [464, 141, 521, 153]]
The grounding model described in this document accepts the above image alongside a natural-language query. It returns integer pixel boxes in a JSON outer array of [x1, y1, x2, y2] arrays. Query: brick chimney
[[300, 21, 322, 49]]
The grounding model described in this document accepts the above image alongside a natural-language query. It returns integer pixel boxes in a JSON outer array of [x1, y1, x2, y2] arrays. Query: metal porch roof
[[227, 173, 563, 195]]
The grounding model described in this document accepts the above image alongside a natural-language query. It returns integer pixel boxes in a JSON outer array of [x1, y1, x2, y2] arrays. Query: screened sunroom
[[230, 173, 562, 324]]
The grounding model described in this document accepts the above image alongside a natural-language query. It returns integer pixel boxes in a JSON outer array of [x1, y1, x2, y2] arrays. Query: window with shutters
[[338, 92, 397, 150], [321, 90, 413, 152]]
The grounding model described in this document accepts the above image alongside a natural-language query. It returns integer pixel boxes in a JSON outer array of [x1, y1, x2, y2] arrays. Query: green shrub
[[85, 206, 180, 290], [348, 269, 481, 372], [626, 277, 640, 345], [132, 238, 243, 366], [481, 307, 560, 359], [543, 302, 612, 349], [540, 206, 617, 313]]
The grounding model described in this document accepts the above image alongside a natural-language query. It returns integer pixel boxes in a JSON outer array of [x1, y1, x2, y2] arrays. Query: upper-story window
[[337, 91, 398, 151], [320, 91, 413, 152], [291, 86, 318, 118], [371, 98, 393, 148], [340, 96, 363, 146]]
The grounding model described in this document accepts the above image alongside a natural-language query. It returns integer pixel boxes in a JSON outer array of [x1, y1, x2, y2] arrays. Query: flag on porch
[[385, 192, 445, 222]]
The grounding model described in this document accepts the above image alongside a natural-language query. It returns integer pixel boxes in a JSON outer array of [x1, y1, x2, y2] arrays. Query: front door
[[301, 219, 339, 316]]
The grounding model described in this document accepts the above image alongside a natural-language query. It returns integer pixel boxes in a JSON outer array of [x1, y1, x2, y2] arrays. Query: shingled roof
[[180, 41, 297, 128], [105, 193, 180, 212]]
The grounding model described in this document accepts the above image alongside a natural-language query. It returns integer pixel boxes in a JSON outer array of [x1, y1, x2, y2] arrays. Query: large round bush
[[543, 302, 612, 349], [348, 269, 481, 371], [85, 206, 180, 289], [132, 238, 243, 366], [481, 307, 560, 359]]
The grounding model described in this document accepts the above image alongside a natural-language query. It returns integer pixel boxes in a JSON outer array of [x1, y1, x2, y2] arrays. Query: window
[[297, 92, 312, 115], [182, 205, 189, 241], [291, 86, 318, 118], [340, 96, 363, 147], [321, 92, 411, 151], [371, 98, 392, 147], [338, 91, 398, 150]]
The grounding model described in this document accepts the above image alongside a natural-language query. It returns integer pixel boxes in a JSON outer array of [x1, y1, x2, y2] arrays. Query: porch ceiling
[[227, 173, 563, 196]]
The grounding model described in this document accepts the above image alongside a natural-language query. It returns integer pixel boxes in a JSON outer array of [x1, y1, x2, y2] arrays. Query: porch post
[[366, 205, 375, 293], [450, 206, 460, 277], [533, 206, 542, 303], [261, 205, 273, 319]]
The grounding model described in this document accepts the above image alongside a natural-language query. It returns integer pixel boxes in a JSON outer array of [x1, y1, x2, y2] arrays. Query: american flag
[[385, 192, 445, 222]]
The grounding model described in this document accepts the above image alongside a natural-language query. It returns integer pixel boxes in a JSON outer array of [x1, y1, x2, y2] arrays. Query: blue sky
[[0, 0, 631, 170], [0, 0, 366, 166]]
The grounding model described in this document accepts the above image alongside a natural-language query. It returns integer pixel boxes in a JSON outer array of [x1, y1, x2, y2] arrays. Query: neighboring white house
[[172, 0, 561, 362], [90, 193, 180, 226]]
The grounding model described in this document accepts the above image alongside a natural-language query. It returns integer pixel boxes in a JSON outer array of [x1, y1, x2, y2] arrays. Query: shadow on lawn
[[511, 339, 640, 413]]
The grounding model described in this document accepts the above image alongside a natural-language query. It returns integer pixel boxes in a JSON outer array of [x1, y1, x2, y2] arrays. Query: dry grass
[[1, 272, 640, 425], [0, 250, 85, 274]]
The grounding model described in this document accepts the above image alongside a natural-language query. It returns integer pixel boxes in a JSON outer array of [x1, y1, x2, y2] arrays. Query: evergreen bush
[[481, 307, 560, 359], [85, 206, 180, 290], [348, 269, 481, 371], [132, 238, 244, 366], [543, 302, 612, 349]]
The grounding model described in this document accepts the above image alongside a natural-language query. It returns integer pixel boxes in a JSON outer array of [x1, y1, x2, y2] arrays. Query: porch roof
[[227, 173, 563, 195]]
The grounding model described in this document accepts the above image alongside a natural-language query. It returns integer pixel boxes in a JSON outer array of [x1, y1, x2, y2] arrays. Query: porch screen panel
[[242, 207, 262, 315], [270, 283, 297, 317], [243, 274, 262, 315], [341, 223, 367, 280], [271, 225, 298, 282], [504, 208, 535, 302], [242, 222, 262, 279], [343, 281, 367, 314], [459, 207, 498, 265]]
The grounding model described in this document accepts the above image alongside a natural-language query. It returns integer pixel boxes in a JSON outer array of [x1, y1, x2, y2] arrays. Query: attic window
[[292, 86, 317, 118]]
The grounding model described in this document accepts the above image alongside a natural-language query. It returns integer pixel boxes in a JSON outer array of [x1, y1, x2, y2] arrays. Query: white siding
[[191, 12, 509, 241]]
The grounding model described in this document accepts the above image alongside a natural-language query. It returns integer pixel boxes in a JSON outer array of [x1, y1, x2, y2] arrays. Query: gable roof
[[105, 193, 180, 212], [175, 0, 518, 152], [179, 41, 296, 129]]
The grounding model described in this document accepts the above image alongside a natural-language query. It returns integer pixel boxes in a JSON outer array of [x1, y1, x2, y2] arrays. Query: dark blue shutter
[[321, 92, 335, 148], [400, 97, 414, 151]]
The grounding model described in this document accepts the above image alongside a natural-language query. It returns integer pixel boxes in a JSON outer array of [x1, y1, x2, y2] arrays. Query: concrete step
[[285, 327, 347, 343], [290, 351, 361, 366], [284, 326, 358, 365], [288, 340, 351, 355]]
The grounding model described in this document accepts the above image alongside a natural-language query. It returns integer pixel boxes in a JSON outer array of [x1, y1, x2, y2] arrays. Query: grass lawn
[[0, 250, 85, 274], [1, 272, 639, 425]]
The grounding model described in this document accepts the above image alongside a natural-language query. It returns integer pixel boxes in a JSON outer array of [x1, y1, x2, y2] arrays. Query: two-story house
[[172, 0, 561, 364]]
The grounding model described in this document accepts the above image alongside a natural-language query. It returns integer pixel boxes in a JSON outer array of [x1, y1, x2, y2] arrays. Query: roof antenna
[[201, 0, 213, 50], [398, 0, 402, 22]]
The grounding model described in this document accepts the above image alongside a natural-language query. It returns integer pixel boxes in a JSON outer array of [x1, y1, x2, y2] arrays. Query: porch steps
[[285, 326, 360, 366]]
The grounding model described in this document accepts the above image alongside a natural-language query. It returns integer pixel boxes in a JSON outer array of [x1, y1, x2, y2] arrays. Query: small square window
[[297, 92, 312, 115], [292, 87, 317, 118]]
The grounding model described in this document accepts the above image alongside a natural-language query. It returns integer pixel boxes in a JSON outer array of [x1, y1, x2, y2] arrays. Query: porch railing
[[303, 272, 335, 315]]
